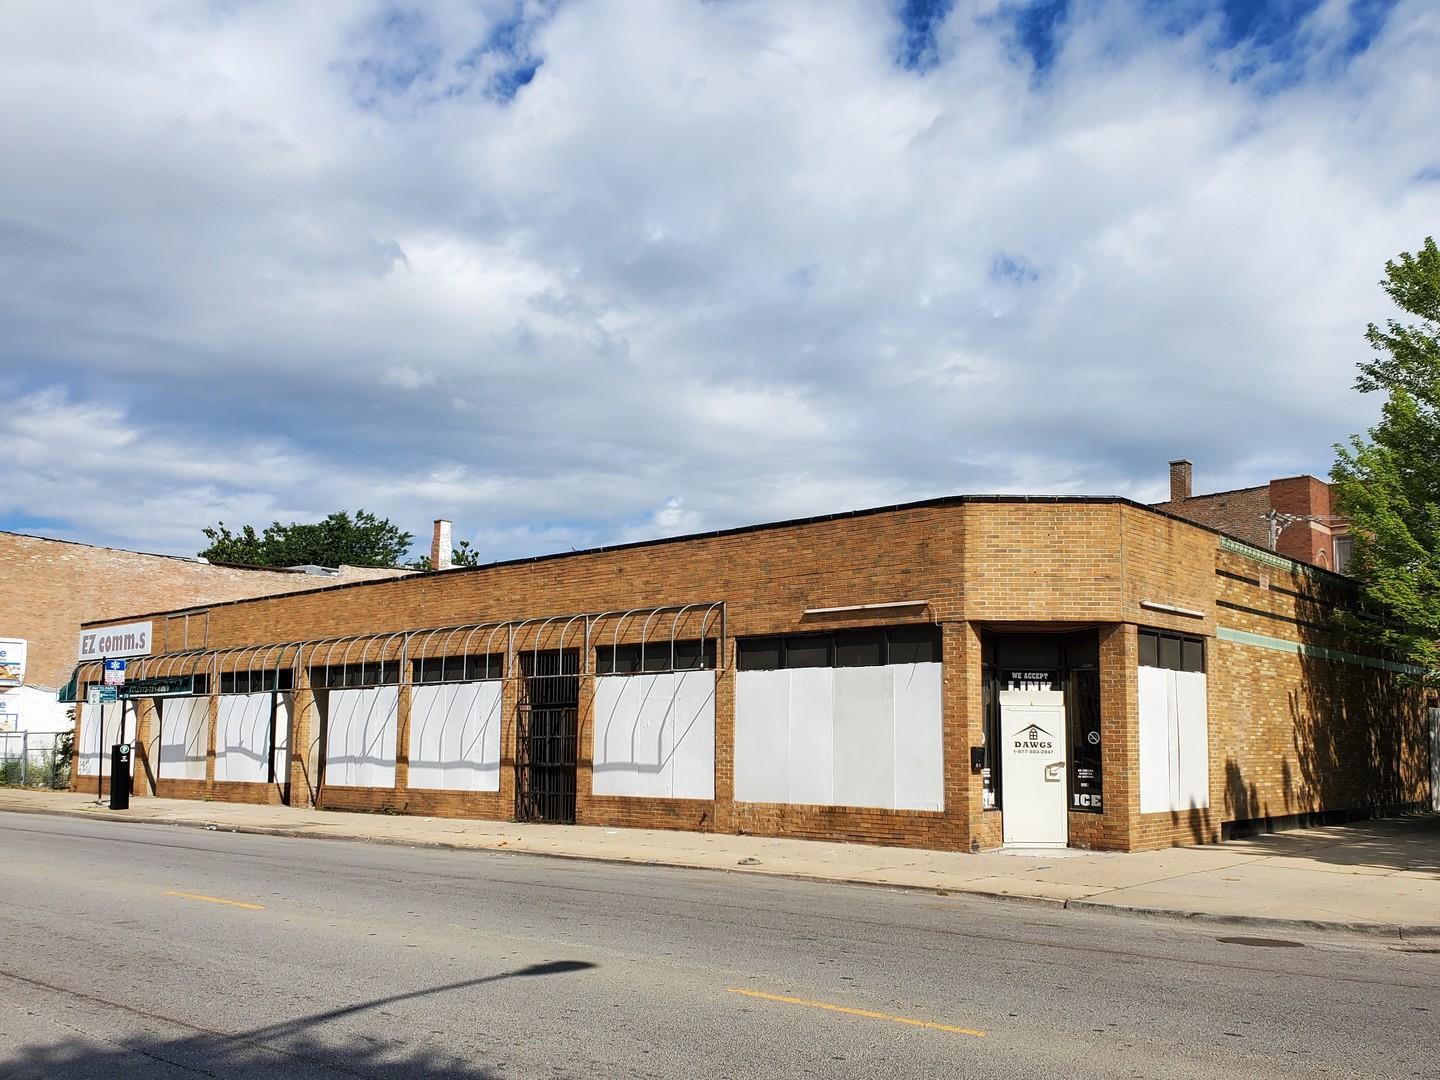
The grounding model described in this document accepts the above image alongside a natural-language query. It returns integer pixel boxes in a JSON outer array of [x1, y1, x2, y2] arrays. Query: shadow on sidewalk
[[1223, 814, 1440, 877]]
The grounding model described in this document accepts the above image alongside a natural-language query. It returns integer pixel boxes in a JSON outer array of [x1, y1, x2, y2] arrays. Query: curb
[[2, 802, 1077, 910], [1060, 898, 1440, 939], [5, 799, 1439, 940]]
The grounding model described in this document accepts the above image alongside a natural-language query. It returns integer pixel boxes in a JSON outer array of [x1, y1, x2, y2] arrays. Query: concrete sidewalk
[[4, 789, 1438, 937]]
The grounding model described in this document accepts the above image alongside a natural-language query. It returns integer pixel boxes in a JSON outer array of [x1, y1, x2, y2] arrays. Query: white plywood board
[[668, 670, 716, 800], [594, 672, 715, 800], [77, 701, 135, 777], [1431, 709, 1440, 813], [593, 675, 640, 795], [408, 681, 502, 792], [216, 693, 271, 783], [632, 674, 678, 797], [734, 669, 791, 803], [893, 662, 944, 811], [1174, 670, 1210, 811], [787, 668, 833, 806], [1137, 665, 1172, 814], [159, 696, 208, 781], [274, 694, 291, 766], [592, 674, 669, 798], [832, 666, 896, 809], [739, 662, 946, 811], [325, 686, 397, 788], [410, 682, 501, 792]]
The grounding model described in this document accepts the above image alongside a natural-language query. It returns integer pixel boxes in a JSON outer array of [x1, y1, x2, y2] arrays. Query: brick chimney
[[430, 519, 453, 571], [1168, 459, 1192, 502]]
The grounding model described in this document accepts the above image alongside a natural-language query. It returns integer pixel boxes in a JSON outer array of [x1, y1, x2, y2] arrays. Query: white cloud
[[2, 0, 1437, 559]]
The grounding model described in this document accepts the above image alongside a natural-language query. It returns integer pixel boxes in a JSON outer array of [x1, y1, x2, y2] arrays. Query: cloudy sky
[[3, 0, 1437, 562]]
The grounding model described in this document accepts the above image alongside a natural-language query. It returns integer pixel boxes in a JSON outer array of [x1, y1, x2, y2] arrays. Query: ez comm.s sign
[[78, 621, 154, 661]]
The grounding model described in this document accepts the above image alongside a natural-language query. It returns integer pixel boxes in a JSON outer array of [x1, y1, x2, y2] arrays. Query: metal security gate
[[516, 649, 579, 823]]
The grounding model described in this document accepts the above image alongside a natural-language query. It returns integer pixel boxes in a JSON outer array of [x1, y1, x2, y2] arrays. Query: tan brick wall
[[73, 500, 1431, 852], [1205, 548, 1429, 833]]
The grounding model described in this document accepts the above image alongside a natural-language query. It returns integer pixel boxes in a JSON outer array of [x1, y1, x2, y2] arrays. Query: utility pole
[[1264, 510, 1345, 552]]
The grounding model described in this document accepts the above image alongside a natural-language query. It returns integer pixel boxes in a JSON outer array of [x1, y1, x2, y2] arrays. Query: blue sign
[[103, 659, 128, 686]]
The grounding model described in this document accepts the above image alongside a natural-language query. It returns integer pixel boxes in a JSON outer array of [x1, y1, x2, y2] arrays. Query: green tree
[[199, 510, 414, 569], [1331, 237, 1440, 684], [407, 538, 483, 571]]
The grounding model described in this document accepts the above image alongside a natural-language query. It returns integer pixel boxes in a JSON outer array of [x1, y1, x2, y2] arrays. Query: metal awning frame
[[69, 602, 728, 695]]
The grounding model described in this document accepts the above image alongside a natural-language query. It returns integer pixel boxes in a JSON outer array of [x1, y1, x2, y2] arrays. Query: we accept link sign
[[77, 621, 153, 661]]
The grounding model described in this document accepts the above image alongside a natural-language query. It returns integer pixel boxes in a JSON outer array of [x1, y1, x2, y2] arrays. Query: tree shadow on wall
[[1171, 800, 1217, 847], [1222, 566, 1435, 873], [6, 960, 597, 1080]]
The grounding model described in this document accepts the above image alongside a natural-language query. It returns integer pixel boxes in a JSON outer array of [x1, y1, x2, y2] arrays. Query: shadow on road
[[5, 959, 597, 1079]]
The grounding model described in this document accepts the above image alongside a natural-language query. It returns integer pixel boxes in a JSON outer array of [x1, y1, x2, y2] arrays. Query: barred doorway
[[516, 649, 579, 823]]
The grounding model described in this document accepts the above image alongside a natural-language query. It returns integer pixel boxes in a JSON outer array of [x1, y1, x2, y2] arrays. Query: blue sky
[[2, 0, 1437, 561]]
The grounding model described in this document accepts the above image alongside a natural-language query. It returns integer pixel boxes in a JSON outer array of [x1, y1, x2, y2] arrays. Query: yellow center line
[[164, 890, 265, 911], [726, 988, 985, 1038]]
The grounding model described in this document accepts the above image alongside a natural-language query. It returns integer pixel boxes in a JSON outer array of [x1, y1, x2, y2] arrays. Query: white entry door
[[999, 690, 1068, 848]]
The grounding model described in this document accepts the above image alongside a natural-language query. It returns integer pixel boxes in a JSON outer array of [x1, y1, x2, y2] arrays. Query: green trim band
[[1219, 536, 1309, 575], [1215, 626, 1421, 675]]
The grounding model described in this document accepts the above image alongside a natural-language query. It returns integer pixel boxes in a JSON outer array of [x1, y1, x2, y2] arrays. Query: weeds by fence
[[0, 731, 72, 790]]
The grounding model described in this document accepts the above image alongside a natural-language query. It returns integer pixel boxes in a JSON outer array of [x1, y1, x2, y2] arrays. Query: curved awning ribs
[[69, 602, 727, 695]]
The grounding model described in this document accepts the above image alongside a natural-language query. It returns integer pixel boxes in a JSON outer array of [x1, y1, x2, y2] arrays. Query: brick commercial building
[[66, 497, 1434, 853], [1155, 459, 1352, 572], [0, 530, 408, 738]]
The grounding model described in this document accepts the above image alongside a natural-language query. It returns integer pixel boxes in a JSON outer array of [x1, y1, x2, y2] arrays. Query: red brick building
[[1155, 459, 1351, 572], [68, 497, 1431, 852]]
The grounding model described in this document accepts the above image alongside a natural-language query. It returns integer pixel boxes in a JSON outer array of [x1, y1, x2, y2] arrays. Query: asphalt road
[[1, 812, 1436, 1079]]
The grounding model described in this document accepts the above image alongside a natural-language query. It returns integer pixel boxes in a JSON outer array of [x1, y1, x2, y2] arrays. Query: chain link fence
[[0, 731, 73, 789]]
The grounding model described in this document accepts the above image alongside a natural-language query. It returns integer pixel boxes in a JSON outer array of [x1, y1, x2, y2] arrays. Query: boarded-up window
[[733, 661, 943, 811], [407, 681, 503, 792], [1138, 664, 1209, 814], [322, 686, 398, 788], [216, 692, 290, 784], [157, 696, 209, 781], [592, 671, 716, 800]]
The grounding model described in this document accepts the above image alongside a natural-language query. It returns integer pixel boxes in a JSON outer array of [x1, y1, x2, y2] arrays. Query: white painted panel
[[594, 672, 716, 800], [159, 696, 208, 781], [274, 694, 292, 778], [325, 686, 398, 788], [1138, 666, 1172, 814], [408, 681, 502, 792], [1174, 671, 1210, 810], [77, 703, 101, 776], [78, 702, 136, 777], [633, 674, 680, 797], [593, 675, 669, 798], [832, 666, 895, 809], [216, 693, 272, 783], [593, 675, 638, 795], [893, 662, 944, 811], [734, 669, 791, 803], [1430, 709, 1440, 813], [668, 670, 716, 800], [787, 668, 833, 805]]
